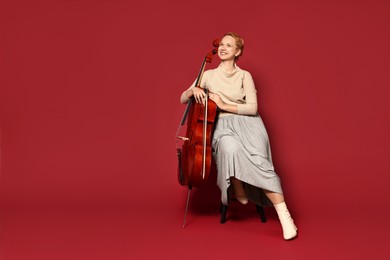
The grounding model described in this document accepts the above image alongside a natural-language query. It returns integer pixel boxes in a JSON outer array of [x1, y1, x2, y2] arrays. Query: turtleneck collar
[[218, 63, 240, 77]]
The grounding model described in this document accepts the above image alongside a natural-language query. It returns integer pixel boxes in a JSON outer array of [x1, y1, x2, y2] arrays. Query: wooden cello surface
[[178, 94, 218, 187]]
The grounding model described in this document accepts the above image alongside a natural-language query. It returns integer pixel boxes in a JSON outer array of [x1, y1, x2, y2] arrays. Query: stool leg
[[256, 205, 267, 223], [220, 203, 228, 224]]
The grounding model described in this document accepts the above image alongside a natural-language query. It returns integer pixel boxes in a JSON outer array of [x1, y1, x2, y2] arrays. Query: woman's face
[[218, 35, 241, 61]]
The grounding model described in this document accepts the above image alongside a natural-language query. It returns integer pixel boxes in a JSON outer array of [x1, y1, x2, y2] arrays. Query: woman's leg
[[263, 190, 285, 204], [263, 189, 298, 240], [230, 177, 248, 204]]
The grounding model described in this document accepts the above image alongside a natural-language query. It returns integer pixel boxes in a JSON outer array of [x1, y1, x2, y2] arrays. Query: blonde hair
[[223, 32, 244, 61]]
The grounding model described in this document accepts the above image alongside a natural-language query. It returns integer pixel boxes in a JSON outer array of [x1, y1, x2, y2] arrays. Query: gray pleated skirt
[[212, 114, 283, 206]]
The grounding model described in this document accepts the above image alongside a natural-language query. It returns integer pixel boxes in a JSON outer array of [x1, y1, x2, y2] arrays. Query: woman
[[180, 32, 298, 240]]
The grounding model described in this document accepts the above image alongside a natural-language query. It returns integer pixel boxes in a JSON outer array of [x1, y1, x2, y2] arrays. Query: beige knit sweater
[[180, 64, 258, 117]]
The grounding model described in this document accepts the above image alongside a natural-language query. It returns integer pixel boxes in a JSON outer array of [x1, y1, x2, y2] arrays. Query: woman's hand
[[191, 87, 206, 105], [209, 92, 225, 109], [209, 92, 238, 113]]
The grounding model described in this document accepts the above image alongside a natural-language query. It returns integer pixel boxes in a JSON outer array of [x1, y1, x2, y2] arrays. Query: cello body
[[176, 40, 220, 189], [178, 95, 218, 187]]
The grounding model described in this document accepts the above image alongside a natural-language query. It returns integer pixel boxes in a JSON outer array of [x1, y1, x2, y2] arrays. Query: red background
[[1, 0, 389, 259]]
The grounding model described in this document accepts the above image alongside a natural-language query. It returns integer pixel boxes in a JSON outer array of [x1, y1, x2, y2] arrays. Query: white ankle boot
[[274, 202, 298, 240]]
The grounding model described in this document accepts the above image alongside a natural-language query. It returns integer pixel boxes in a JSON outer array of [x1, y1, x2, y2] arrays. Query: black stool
[[220, 201, 267, 224]]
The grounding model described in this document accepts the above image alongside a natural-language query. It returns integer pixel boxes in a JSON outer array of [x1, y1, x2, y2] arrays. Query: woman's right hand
[[190, 87, 206, 105]]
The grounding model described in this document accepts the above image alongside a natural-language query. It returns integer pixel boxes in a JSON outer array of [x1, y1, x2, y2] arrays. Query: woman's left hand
[[209, 92, 225, 109]]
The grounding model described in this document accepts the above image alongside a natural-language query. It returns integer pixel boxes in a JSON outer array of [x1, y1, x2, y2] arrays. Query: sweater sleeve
[[180, 81, 195, 104], [180, 71, 210, 104], [237, 71, 258, 115]]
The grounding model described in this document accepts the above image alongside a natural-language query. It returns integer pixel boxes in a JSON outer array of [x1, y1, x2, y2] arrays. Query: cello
[[175, 39, 220, 227]]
